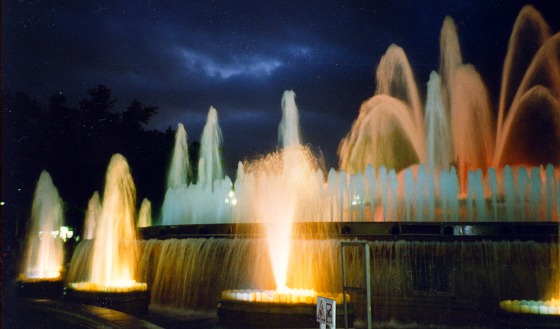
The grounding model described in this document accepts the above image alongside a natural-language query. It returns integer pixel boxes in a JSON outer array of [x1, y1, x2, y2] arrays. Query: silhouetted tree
[[3, 85, 175, 241], [3, 92, 45, 243], [121, 99, 158, 133], [79, 84, 118, 139], [43, 92, 85, 223]]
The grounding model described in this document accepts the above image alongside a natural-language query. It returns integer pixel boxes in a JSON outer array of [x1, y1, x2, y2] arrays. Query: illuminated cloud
[[178, 48, 282, 79]]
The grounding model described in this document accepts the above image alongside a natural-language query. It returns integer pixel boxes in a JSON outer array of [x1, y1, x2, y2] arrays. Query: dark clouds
[[4, 0, 560, 171]]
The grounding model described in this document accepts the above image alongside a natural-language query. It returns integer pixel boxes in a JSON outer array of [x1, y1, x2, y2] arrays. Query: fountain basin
[[64, 287, 150, 315], [500, 299, 560, 315], [218, 299, 354, 328], [498, 299, 560, 328], [221, 288, 349, 304]]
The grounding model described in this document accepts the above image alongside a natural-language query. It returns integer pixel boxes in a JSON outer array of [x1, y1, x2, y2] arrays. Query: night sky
[[3, 0, 560, 172]]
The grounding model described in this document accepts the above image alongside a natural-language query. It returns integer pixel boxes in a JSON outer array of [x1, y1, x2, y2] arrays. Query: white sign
[[316, 296, 336, 328]]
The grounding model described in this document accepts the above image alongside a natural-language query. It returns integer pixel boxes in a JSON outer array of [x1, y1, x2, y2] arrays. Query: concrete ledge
[[140, 222, 559, 242]]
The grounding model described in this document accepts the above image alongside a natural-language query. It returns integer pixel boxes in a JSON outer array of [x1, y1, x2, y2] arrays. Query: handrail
[[341, 241, 371, 329]]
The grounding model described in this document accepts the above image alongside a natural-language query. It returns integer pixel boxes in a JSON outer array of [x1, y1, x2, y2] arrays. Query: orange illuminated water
[[338, 5, 559, 191], [234, 91, 327, 292], [69, 154, 146, 292]]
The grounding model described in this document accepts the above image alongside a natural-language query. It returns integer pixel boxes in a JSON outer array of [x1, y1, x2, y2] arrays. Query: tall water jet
[[439, 15, 463, 113], [198, 106, 223, 186], [83, 191, 101, 240], [237, 90, 326, 290], [167, 123, 190, 188], [270, 90, 299, 289], [137, 198, 152, 228], [449, 65, 495, 192], [19, 171, 65, 282], [425, 71, 452, 172], [68, 154, 146, 292], [160, 123, 190, 225], [278, 90, 301, 148], [216, 91, 348, 327]]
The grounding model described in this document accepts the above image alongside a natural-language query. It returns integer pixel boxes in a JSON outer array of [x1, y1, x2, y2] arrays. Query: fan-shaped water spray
[[339, 5, 560, 183]]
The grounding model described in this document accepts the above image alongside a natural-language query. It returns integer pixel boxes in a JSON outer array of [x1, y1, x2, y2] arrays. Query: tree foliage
[[3, 85, 174, 241]]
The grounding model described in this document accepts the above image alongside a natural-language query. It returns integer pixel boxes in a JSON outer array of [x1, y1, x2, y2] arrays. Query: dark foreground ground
[[1, 273, 550, 329], [3, 296, 505, 329], [3, 295, 225, 329]]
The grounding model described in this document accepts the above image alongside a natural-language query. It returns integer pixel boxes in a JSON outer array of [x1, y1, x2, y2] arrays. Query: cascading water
[[19, 171, 65, 281], [139, 237, 559, 317]]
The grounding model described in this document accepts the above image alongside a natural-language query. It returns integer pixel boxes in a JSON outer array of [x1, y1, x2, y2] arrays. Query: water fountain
[[136, 5, 560, 327], [217, 90, 354, 327], [17, 170, 65, 298], [65, 154, 149, 315], [47, 4, 559, 328]]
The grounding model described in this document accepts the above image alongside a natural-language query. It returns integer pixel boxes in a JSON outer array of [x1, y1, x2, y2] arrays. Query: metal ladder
[[341, 241, 372, 329]]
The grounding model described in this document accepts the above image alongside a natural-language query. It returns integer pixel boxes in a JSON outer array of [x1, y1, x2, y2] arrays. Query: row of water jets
[[157, 4, 560, 226], [161, 125, 560, 225], [157, 87, 560, 224]]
